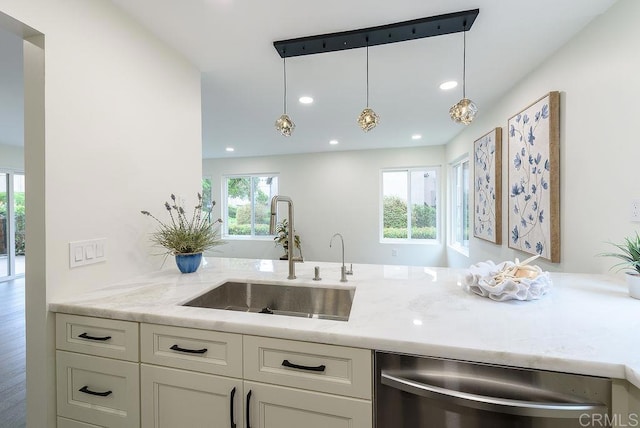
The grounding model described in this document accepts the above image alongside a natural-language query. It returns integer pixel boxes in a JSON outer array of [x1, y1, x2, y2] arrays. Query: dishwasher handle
[[380, 371, 608, 419]]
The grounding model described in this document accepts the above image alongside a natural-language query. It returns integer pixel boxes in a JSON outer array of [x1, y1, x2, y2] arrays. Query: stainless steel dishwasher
[[375, 351, 612, 428]]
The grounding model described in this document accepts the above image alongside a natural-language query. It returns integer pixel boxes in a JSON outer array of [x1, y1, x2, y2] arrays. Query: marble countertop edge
[[47, 257, 640, 390]]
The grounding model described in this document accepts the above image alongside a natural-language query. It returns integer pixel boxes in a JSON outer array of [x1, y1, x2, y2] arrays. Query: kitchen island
[[50, 257, 640, 427]]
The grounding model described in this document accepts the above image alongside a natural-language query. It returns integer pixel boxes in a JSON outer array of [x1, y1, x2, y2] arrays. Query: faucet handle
[[346, 263, 353, 275]]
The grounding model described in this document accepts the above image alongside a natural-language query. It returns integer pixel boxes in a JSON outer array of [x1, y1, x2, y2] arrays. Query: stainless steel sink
[[183, 281, 355, 321]]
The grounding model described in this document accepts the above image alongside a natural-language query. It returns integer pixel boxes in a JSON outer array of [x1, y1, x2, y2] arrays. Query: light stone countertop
[[49, 257, 640, 388]]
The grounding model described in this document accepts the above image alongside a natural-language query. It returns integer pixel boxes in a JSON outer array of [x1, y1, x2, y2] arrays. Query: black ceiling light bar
[[273, 9, 479, 58]]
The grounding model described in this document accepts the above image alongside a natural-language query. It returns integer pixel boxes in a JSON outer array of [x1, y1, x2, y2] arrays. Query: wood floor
[[0, 278, 26, 428]]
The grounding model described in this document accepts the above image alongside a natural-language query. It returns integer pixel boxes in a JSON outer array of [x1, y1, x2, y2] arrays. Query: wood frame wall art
[[473, 127, 502, 244], [507, 91, 560, 262]]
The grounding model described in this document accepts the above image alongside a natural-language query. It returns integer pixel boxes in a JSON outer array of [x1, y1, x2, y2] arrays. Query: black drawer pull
[[79, 385, 113, 397], [230, 386, 237, 428], [246, 390, 252, 428], [78, 332, 112, 341], [170, 344, 208, 354], [281, 359, 326, 372]]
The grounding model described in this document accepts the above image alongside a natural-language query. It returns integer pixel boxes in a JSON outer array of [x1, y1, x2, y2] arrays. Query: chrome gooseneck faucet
[[270, 195, 301, 279], [330, 233, 348, 282]]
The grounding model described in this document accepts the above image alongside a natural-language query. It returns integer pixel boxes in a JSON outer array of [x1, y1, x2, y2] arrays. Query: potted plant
[[273, 218, 301, 260], [141, 193, 224, 273], [600, 232, 640, 299]]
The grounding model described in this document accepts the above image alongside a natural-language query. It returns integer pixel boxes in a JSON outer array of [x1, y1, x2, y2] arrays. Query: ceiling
[[0, 1, 617, 158]]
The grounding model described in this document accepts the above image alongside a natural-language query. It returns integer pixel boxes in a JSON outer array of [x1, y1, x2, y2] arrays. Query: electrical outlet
[[391, 249, 398, 257], [632, 200, 640, 222]]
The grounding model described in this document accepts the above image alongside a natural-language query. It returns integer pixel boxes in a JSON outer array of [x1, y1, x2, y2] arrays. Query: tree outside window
[[381, 168, 439, 241], [223, 175, 278, 237]]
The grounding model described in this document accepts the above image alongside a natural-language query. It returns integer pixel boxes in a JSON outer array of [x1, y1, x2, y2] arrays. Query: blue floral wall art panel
[[508, 91, 560, 262], [473, 128, 502, 244]]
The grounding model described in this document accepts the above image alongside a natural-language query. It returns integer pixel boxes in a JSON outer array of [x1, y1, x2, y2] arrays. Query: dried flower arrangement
[[141, 193, 224, 255]]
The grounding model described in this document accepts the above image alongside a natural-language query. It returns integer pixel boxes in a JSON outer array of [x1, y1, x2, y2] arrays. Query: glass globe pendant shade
[[358, 108, 380, 132], [449, 98, 478, 125], [275, 114, 295, 137]]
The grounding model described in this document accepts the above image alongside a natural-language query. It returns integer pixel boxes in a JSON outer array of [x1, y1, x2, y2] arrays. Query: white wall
[[204, 146, 447, 267], [0, 1, 203, 426], [0, 143, 23, 169], [0, 23, 23, 148], [446, 0, 640, 274]]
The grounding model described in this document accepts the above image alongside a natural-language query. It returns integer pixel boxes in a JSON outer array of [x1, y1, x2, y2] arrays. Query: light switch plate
[[69, 238, 107, 268]]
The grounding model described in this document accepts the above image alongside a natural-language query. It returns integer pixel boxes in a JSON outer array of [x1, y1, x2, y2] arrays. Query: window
[[450, 157, 470, 252], [223, 174, 278, 237], [381, 168, 439, 241], [202, 177, 213, 221]]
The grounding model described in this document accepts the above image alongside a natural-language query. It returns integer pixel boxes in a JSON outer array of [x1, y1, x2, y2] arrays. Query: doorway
[[0, 7, 45, 427], [0, 170, 25, 281]]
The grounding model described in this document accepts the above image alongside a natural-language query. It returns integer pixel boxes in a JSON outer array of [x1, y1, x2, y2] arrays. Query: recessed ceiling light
[[411, 134, 422, 140], [439, 80, 458, 90], [299, 96, 314, 104], [225, 147, 234, 152], [329, 140, 339, 145]]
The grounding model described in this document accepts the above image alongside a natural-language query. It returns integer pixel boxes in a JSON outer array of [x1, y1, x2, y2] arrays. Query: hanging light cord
[[366, 42, 370, 107], [283, 56, 287, 114], [462, 29, 467, 99]]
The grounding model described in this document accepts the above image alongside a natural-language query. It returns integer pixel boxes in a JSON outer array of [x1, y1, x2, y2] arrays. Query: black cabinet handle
[[246, 390, 252, 428], [282, 359, 326, 372], [79, 385, 112, 397], [229, 386, 237, 428], [170, 344, 208, 354], [78, 332, 112, 341]]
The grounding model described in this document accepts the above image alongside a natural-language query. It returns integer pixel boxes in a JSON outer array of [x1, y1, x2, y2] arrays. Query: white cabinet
[[54, 315, 373, 428], [56, 313, 139, 361], [243, 335, 371, 399], [245, 381, 372, 428], [139, 323, 245, 428], [57, 416, 105, 427], [141, 364, 244, 428], [139, 323, 373, 428], [55, 313, 140, 428], [140, 323, 242, 377], [242, 335, 372, 428], [612, 379, 640, 426]]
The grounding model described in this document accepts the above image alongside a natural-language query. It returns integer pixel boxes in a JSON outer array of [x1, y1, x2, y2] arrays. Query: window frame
[[221, 173, 279, 240], [449, 156, 470, 255], [379, 166, 441, 244]]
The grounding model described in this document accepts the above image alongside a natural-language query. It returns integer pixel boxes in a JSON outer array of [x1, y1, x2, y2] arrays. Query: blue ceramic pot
[[175, 253, 202, 273]]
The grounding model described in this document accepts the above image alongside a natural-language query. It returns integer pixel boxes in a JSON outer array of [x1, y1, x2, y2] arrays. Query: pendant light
[[275, 56, 295, 136], [449, 28, 477, 125], [357, 40, 379, 132]]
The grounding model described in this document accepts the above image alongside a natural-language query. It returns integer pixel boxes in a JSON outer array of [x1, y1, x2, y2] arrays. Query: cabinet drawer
[[140, 323, 242, 377], [57, 416, 105, 427], [243, 335, 372, 399], [56, 351, 140, 428], [56, 313, 139, 361]]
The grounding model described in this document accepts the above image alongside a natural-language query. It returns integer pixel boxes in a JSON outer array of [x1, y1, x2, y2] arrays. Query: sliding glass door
[[0, 173, 8, 278], [0, 171, 25, 281]]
